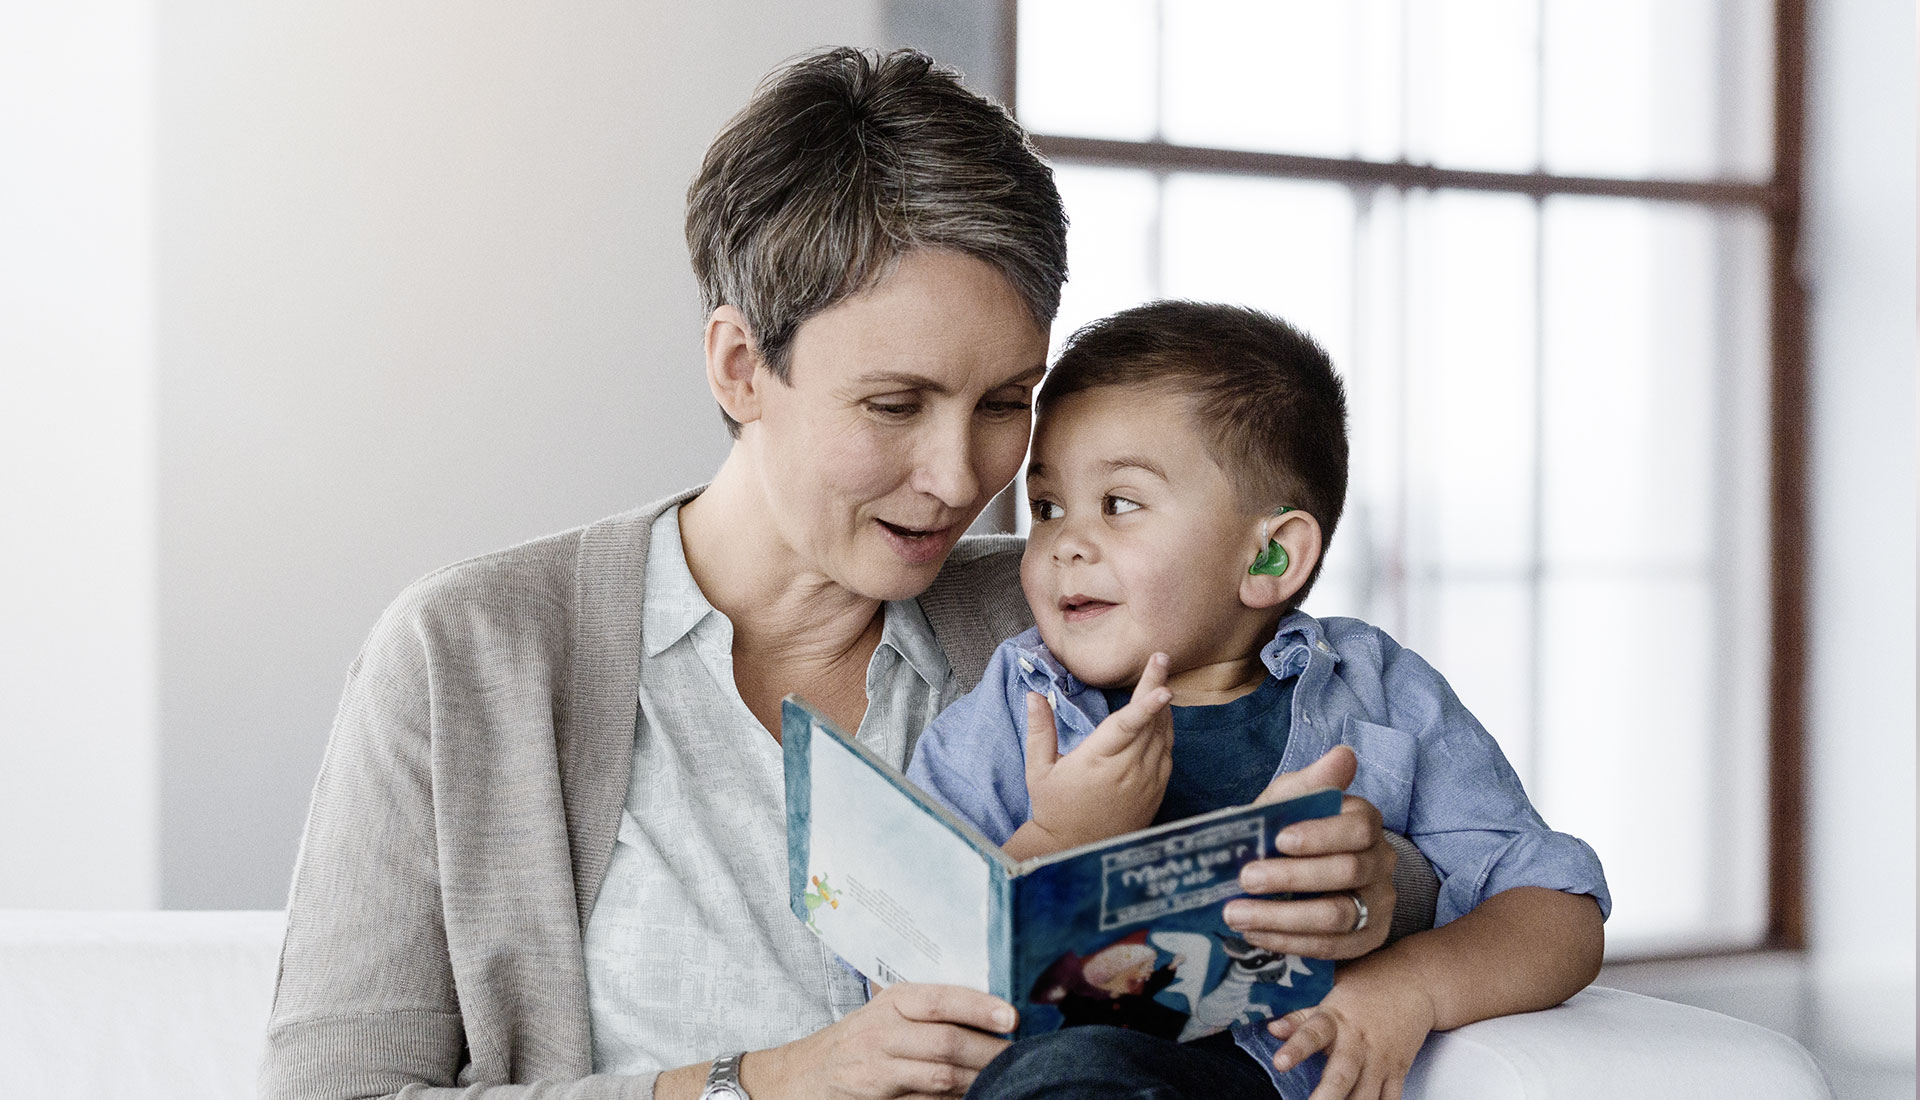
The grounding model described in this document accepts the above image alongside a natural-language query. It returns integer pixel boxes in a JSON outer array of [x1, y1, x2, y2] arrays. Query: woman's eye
[[979, 393, 1033, 417], [1028, 498, 1062, 522], [1103, 495, 1142, 516]]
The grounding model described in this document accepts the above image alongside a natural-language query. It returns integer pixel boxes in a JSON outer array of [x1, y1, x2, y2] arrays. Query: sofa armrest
[[1406, 986, 1831, 1099]]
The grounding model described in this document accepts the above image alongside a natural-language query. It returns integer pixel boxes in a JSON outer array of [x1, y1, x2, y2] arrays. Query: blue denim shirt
[[907, 610, 1610, 1099]]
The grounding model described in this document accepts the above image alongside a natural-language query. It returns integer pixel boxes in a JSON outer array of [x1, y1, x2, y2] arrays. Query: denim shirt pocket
[[1340, 717, 1417, 833]]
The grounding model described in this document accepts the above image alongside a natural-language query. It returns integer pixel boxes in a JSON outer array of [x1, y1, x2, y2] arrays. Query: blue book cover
[[783, 695, 1341, 1041]]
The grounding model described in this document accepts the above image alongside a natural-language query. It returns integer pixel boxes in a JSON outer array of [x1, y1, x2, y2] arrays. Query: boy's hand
[[1268, 959, 1437, 1100], [1021, 652, 1174, 852]]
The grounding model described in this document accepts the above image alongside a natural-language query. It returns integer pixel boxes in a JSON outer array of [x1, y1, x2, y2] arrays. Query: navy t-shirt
[[1102, 674, 1296, 825]]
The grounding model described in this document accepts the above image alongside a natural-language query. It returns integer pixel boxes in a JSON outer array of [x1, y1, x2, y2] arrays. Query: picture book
[[782, 695, 1342, 1042]]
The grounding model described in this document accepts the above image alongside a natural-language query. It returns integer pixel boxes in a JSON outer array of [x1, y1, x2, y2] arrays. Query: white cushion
[[0, 910, 284, 1100], [1407, 985, 1832, 1099], [0, 911, 1832, 1100]]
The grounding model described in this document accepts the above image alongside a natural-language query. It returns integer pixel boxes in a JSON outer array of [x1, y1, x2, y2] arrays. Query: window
[[1011, 0, 1801, 957]]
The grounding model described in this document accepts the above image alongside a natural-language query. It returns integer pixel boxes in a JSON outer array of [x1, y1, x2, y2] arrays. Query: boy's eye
[[1028, 498, 1062, 522], [1103, 495, 1142, 516]]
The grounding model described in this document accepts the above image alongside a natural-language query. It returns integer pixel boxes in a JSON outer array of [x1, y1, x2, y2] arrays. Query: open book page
[[788, 703, 996, 990]]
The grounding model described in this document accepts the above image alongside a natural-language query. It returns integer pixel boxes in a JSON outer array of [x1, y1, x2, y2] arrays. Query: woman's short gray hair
[[686, 47, 1069, 436]]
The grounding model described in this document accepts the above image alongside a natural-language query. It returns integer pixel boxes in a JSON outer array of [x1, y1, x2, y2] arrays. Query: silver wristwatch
[[700, 1051, 750, 1100]]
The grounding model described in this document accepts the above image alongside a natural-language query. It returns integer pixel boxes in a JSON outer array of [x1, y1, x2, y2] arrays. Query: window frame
[[997, 0, 1810, 958]]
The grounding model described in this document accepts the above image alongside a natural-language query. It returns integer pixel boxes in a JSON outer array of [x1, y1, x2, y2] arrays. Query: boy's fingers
[[1271, 1008, 1335, 1073], [1084, 687, 1172, 758], [1024, 693, 1059, 778], [1307, 1042, 1363, 1100], [1135, 651, 1170, 696]]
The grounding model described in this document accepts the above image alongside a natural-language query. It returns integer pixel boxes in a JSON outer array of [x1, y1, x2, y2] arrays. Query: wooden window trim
[[1002, 0, 1810, 955]]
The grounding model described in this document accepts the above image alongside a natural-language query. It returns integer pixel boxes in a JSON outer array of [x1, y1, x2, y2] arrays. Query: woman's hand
[[1013, 653, 1174, 857], [743, 982, 1016, 1100], [1221, 746, 1396, 960]]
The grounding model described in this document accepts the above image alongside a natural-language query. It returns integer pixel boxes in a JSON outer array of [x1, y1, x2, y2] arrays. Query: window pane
[[1159, 174, 1354, 372], [1541, 198, 1719, 567], [1050, 164, 1158, 354], [1538, 197, 1772, 954], [1016, 0, 1158, 141], [1543, 0, 1775, 181], [1405, 578, 1537, 785], [1161, 0, 1367, 158], [1404, 191, 1538, 573], [1405, 0, 1540, 172]]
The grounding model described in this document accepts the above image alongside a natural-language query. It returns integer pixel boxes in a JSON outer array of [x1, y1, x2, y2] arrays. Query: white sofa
[[0, 911, 1832, 1099]]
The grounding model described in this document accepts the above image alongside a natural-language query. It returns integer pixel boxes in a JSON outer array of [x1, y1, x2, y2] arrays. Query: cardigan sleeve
[[259, 591, 655, 1100]]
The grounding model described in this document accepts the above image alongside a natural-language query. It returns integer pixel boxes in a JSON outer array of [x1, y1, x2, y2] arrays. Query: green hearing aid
[[1248, 507, 1297, 577]]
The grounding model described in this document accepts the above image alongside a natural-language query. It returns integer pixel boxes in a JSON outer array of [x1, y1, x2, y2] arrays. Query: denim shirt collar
[[1261, 609, 1344, 681], [1004, 611, 1343, 753]]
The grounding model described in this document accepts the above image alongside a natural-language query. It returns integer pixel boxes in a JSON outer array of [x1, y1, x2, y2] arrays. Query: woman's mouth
[[876, 519, 953, 565], [1058, 595, 1117, 622]]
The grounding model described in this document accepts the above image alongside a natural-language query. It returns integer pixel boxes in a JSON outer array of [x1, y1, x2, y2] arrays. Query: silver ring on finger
[[1345, 890, 1369, 933]]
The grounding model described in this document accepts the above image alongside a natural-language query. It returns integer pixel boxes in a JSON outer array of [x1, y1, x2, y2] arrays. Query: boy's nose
[[1050, 517, 1100, 563]]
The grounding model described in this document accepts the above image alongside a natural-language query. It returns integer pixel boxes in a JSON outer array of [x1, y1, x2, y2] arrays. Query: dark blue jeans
[[967, 1027, 1279, 1100]]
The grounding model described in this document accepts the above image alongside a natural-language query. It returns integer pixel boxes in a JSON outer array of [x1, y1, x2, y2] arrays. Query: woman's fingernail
[[1240, 868, 1269, 892], [1274, 828, 1299, 853], [1222, 901, 1245, 927], [1273, 1053, 1294, 1071], [996, 1008, 1017, 1030]]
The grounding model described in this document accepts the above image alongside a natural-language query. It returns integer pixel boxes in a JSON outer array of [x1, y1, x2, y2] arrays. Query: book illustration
[[1030, 929, 1188, 1039], [783, 694, 1341, 1041], [802, 874, 842, 931], [1151, 931, 1317, 1041]]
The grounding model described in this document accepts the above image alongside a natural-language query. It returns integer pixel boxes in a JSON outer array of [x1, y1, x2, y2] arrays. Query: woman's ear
[[703, 305, 764, 428], [1240, 508, 1323, 611]]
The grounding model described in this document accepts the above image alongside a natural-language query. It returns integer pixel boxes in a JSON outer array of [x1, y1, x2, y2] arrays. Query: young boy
[[906, 301, 1610, 1099]]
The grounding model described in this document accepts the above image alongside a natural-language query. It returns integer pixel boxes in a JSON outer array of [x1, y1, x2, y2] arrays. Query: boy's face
[[1021, 385, 1277, 694]]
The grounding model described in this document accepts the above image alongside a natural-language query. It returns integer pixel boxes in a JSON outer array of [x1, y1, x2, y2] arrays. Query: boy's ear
[[1240, 509, 1323, 611], [703, 305, 765, 428]]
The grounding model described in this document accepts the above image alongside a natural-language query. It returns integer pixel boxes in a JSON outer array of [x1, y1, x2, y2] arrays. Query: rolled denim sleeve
[[1366, 630, 1612, 926], [906, 640, 1034, 847]]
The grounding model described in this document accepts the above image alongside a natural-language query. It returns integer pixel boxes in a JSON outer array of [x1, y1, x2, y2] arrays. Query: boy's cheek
[[1018, 550, 1052, 610]]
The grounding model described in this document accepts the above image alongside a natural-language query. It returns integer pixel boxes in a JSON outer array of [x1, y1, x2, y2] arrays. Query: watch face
[[702, 1085, 747, 1100]]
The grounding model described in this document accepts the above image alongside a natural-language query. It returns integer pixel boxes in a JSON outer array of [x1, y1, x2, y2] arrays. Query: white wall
[[0, 2, 160, 908], [1802, 0, 1917, 1066], [150, 0, 885, 908]]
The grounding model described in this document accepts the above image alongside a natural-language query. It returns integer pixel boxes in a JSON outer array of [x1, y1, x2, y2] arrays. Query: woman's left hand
[[1220, 746, 1396, 960]]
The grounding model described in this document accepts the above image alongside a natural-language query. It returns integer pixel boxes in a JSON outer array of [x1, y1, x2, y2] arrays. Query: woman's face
[[748, 250, 1050, 601]]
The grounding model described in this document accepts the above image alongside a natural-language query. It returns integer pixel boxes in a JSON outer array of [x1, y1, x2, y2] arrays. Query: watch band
[[701, 1051, 750, 1100]]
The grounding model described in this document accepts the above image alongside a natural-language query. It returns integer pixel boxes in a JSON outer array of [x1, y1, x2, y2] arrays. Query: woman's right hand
[[745, 982, 1017, 1100]]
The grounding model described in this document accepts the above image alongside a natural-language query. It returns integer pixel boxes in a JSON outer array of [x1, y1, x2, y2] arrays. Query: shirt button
[[1316, 641, 1334, 654], [1018, 657, 1035, 673], [1047, 689, 1058, 708]]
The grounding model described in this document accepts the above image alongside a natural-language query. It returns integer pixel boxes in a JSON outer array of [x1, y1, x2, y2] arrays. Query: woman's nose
[[910, 422, 981, 510]]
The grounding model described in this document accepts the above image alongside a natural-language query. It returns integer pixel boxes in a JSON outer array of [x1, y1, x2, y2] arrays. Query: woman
[[261, 48, 1419, 1100]]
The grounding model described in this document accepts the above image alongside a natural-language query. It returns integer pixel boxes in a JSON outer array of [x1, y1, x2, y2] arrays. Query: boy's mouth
[[1058, 594, 1117, 622]]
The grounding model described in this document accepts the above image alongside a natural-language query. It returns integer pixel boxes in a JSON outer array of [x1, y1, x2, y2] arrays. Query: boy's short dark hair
[[1039, 300, 1349, 604], [686, 47, 1068, 437]]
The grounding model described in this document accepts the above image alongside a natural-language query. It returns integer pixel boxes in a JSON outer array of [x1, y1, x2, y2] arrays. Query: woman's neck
[[679, 452, 885, 734]]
